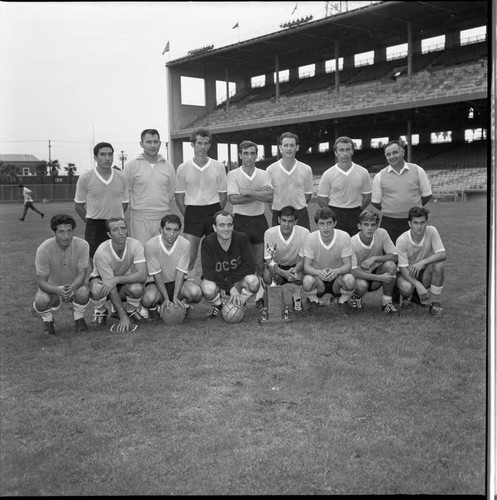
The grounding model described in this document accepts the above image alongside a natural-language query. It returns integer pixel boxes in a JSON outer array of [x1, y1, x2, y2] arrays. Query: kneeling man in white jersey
[[395, 206, 446, 318], [301, 207, 356, 315], [142, 214, 202, 320], [89, 218, 147, 332], [34, 214, 90, 335], [349, 210, 398, 314], [262, 205, 309, 312]]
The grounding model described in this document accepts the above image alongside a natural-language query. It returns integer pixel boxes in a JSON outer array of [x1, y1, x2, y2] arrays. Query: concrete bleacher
[[221, 43, 486, 108], [189, 60, 486, 132]]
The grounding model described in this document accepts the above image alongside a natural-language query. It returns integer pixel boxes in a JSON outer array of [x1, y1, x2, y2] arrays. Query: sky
[[0, 0, 345, 174]]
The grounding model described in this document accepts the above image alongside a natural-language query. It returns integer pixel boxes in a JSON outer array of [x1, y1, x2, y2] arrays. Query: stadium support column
[[334, 41, 340, 93], [275, 54, 280, 103], [407, 117, 412, 162], [407, 21, 412, 78], [225, 68, 230, 111]]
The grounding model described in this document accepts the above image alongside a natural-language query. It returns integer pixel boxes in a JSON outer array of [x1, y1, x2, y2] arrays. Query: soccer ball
[[221, 302, 246, 323], [161, 302, 186, 325]]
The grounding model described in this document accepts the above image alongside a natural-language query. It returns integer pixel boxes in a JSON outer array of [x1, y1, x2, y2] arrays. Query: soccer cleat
[[412, 289, 428, 307], [255, 298, 265, 310], [338, 301, 354, 316], [292, 297, 303, 312], [148, 308, 161, 321], [206, 304, 222, 318], [429, 302, 443, 318], [184, 304, 192, 320], [382, 302, 398, 315], [349, 295, 364, 309], [74, 318, 88, 332], [400, 296, 412, 309], [42, 321, 55, 335], [128, 308, 147, 324], [306, 299, 320, 314], [94, 310, 107, 327], [41, 213, 45, 219]]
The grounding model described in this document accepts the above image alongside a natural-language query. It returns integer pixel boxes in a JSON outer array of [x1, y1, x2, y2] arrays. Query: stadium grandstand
[[165, 0, 488, 202]]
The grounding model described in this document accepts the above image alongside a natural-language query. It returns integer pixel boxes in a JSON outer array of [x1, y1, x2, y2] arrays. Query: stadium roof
[[167, 1, 488, 75], [0, 154, 40, 162]]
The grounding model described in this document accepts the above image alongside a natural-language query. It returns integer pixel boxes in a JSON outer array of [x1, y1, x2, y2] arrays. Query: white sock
[[90, 298, 107, 311], [430, 285, 443, 303], [209, 292, 222, 307], [126, 297, 141, 310], [240, 288, 253, 305], [381, 295, 393, 306], [34, 302, 53, 322], [72, 300, 89, 320], [339, 288, 354, 304]]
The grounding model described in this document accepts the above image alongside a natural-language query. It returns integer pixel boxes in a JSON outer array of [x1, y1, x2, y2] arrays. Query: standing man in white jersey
[[267, 131, 314, 231], [317, 136, 372, 236], [33, 214, 90, 335], [124, 129, 176, 247], [175, 128, 227, 275], [349, 209, 398, 314], [142, 214, 202, 320], [262, 205, 309, 312], [301, 207, 356, 315], [395, 206, 446, 317], [227, 140, 273, 283], [89, 217, 148, 332], [371, 140, 432, 244], [74, 142, 129, 262]]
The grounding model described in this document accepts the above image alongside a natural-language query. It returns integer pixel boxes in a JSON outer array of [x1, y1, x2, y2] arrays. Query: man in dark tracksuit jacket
[[200, 210, 260, 318]]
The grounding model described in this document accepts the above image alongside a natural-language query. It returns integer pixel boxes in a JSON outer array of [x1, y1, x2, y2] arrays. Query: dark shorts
[[85, 219, 109, 257], [272, 207, 310, 231], [146, 280, 175, 301], [233, 213, 268, 245], [184, 203, 222, 238], [317, 278, 338, 297], [380, 216, 410, 245], [268, 264, 298, 286], [329, 206, 361, 237], [89, 275, 125, 296]]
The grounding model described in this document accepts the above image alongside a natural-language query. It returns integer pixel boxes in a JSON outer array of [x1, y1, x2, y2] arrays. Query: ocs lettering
[[215, 256, 242, 273]]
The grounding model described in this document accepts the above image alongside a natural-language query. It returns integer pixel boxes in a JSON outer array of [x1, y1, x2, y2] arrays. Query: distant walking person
[[371, 140, 432, 244], [18, 184, 44, 221], [266, 131, 314, 231], [124, 129, 176, 247]]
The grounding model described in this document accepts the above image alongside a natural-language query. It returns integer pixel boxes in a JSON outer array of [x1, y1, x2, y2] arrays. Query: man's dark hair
[[161, 213, 182, 229], [314, 206, 337, 224], [279, 131, 299, 145], [141, 129, 160, 141], [333, 136, 355, 153], [190, 128, 212, 144], [408, 206, 429, 221], [50, 213, 76, 232], [278, 205, 297, 220], [212, 210, 233, 225], [239, 140, 258, 152], [383, 140, 405, 151], [105, 217, 127, 232], [93, 142, 114, 157]]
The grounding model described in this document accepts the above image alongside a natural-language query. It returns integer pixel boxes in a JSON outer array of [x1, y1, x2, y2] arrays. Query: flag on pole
[[291, 2, 298, 15], [162, 40, 170, 55], [232, 22, 239, 29]]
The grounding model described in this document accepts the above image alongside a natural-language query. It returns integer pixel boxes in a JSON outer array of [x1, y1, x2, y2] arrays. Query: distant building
[[0, 154, 43, 176]]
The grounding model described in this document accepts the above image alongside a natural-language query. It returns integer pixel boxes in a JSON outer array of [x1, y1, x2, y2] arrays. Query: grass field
[[0, 198, 488, 495]]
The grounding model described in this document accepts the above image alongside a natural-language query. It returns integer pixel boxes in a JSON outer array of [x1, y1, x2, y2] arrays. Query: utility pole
[[119, 151, 127, 170], [48, 140, 52, 165]]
